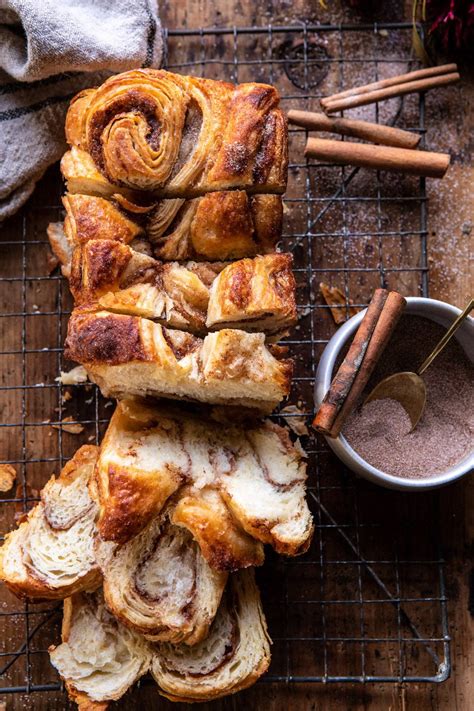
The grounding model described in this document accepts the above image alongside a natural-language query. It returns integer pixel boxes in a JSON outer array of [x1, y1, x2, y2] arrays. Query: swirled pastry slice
[[151, 569, 271, 702], [93, 400, 313, 563], [90, 402, 185, 543], [64, 311, 293, 412], [220, 422, 314, 556], [69, 241, 295, 338], [95, 513, 227, 644], [0, 446, 101, 600], [65, 69, 287, 196], [49, 588, 151, 709]]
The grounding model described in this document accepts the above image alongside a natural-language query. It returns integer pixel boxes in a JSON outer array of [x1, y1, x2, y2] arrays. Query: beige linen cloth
[[0, 0, 163, 221]]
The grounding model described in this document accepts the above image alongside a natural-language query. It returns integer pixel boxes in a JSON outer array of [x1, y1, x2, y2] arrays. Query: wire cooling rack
[[0, 22, 450, 697]]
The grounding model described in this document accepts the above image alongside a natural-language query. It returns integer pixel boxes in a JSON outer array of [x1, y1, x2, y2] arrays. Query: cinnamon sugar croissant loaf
[[0, 446, 101, 600], [64, 311, 293, 412], [64, 70, 287, 197], [93, 400, 314, 564]]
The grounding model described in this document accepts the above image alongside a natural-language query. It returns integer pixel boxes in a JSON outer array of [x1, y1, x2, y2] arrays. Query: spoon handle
[[418, 298, 474, 376]]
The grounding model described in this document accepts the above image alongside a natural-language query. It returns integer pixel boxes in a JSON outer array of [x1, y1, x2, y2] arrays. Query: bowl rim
[[314, 296, 474, 491]]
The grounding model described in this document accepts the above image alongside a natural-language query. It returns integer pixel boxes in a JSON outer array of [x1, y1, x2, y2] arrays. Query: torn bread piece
[[151, 569, 271, 702], [0, 446, 100, 600], [68, 241, 296, 338], [69, 240, 217, 333], [206, 252, 296, 334], [92, 400, 313, 566], [171, 486, 264, 572], [64, 311, 293, 413], [95, 512, 227, 644], [49, 588, 151, 709]]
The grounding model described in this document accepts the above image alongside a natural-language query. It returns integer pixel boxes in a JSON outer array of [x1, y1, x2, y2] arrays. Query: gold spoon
[[365, 299, 474, 431]]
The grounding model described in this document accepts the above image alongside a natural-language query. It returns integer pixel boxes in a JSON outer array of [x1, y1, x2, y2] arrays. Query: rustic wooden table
[[0, 2, 472, 710]]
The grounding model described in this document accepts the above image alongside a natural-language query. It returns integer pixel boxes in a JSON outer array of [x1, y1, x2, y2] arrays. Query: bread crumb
[[320, 282, 360, 325], [280, 405, 309, 436], [52, 416, 84, 435], [55, 366, 89, 385], [0, 464, 16, 492]]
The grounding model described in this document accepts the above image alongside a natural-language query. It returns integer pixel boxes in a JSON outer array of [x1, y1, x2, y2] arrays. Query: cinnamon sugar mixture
[[343, 316, 474, 479]]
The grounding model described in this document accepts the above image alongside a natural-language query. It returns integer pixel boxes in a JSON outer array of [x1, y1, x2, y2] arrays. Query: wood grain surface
[[0, 2, 472, 710]]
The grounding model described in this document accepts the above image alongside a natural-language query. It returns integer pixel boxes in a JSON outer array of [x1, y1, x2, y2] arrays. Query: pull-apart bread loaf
[[63, 69, 287, 197], [66, 241, 296, 338], [49, 588, 152, 710], [0, 446, 101, 600], [95, 511, 227, 644], [152, 569, 271, 702], [92, 400, 314, 565], [48, 190, 282, 263], [64, 311, 293, 412]]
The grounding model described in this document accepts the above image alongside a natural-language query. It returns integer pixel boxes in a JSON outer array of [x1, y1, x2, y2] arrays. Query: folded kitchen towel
[[0, 0, 163, 221]]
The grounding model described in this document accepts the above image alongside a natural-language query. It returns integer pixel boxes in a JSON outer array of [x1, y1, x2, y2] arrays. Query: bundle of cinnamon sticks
[[313, 289, 406, 439], [288, 63, 458, 179], [320, 63, 459, 114]]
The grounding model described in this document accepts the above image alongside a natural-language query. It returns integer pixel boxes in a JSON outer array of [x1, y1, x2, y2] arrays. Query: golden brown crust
[[65, 310, 148, 365], [64, 69, 287, 197], [93, 404, 184, 544], [250, 193, 283, 252], [63, 193, 143, 246], [95, 464, 183, 544], [206, 253, 297, 333], [206, 83, 287, 192], [171, 488, 264, 572], [189, 190, 279, 261]]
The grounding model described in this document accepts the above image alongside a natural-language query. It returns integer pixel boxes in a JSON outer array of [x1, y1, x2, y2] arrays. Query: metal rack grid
[[0, 22, 450, 697]]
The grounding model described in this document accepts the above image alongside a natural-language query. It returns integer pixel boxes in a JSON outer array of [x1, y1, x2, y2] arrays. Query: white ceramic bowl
[[314, 297, 474, 491]]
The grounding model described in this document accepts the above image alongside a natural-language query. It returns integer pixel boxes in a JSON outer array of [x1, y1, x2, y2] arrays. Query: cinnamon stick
[[320, 63, 457, 107], [322, 72, 460, 114], [288, 110, 420, 149], [313, 289, 406, 438], [305, 138, 450, 178]]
